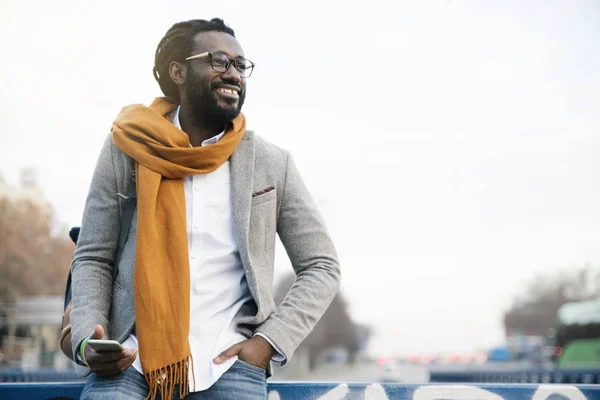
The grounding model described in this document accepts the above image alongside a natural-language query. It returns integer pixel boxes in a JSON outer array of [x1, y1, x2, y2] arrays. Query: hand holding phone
[[83, 325, 137, 377]]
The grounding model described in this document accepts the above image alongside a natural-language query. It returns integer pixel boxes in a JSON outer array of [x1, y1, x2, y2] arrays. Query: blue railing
[[430, 368, 600, 384], [1, 382, 600, 399], [0, 367, 85, 383], [3, 367, 600, 384]]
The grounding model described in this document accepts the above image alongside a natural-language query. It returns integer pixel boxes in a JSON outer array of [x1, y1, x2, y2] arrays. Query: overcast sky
[[2, 0, 600, 356]]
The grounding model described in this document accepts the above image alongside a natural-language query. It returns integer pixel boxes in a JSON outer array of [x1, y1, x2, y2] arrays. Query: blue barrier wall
[[1, 382, 600, 400]]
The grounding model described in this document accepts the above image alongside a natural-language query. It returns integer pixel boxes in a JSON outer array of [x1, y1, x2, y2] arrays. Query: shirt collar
[[173, 106, 225, 146]]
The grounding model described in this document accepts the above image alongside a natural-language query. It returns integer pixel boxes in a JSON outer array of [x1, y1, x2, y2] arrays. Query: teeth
[[219, 88, 237, 95]]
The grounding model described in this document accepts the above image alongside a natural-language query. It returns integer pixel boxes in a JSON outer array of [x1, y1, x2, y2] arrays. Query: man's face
[[184, 31, 247, 126]]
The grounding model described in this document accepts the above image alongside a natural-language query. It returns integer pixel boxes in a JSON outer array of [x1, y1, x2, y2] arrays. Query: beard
[[185, 68, 246, 129]]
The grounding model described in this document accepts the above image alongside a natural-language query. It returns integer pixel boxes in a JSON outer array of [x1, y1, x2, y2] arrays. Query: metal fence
[[3, 367, 600, 385], [0, 368, 84, 383], [430, 368, 600, 384]]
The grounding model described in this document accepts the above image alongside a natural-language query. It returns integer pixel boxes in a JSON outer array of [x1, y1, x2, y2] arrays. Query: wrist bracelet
[[80, 336, 92, 367]]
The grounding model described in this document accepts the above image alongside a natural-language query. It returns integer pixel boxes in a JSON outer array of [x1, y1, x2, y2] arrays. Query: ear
[[169, 61, 186, 85]]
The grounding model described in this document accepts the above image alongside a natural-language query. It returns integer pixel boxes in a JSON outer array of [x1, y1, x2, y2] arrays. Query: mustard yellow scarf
[[112, 97, 245, 399]]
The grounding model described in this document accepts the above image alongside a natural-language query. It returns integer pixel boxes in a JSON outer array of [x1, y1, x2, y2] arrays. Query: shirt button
[[194, 187, 199, 192], [190, 255, 196, 259], [194, 224, 199, 229]]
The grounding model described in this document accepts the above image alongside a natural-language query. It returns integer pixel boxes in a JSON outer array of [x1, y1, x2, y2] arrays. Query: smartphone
[[87, 339, 124, 353]]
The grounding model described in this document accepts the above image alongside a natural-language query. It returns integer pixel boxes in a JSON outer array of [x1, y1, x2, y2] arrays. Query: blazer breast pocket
[[251, 187, 276, 207]]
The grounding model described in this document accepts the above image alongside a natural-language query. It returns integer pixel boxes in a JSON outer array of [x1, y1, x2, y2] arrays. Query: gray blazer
[[70, 130, 341, 375]]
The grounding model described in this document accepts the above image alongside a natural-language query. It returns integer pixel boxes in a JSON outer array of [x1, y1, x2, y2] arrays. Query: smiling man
[[69, 18, 340, 400]]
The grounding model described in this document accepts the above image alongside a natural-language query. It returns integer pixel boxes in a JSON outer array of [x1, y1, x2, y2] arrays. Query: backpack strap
[[64, 227, 81, 308]]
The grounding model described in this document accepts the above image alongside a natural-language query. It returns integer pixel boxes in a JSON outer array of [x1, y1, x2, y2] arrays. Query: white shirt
[[122, 107, 283, 391]]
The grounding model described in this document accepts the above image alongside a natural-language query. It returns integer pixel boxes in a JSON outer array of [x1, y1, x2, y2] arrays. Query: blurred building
[[0, 168, 48, 206], [1, 296, 66, 370], [20, 296, 63, 367]]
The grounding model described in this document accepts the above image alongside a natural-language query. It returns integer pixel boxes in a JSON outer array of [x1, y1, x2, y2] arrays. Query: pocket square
[[252, 186, 275, 197]]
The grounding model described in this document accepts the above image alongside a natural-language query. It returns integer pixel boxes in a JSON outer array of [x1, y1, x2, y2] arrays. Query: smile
[[216, 87, 240, 98]]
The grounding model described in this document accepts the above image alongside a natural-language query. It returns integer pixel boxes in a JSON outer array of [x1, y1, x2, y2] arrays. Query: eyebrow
[[215, 50, 246, 60]]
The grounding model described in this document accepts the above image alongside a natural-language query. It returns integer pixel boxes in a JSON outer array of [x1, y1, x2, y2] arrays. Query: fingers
[[213, 342, 243, 364], [87, 349, 133, 364], [92, 325, 106, 340], [88, 349, 137, 377], [115, 351, 137, 370]]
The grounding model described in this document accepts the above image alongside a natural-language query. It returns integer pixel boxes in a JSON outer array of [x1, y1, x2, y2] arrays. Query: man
[[70, 18, 340, 400]]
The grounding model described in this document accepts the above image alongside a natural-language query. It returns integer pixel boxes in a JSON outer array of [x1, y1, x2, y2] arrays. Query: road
[[271, 361, 430, 384], [270, 360, 553, 384]]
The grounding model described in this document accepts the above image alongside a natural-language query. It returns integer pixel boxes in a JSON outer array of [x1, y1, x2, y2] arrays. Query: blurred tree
[[274, 273, 367, 370], [0, 197, 73, 308], [503, 266, 600, 337]]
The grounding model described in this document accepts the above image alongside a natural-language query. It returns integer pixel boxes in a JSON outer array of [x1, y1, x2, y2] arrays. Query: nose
[[221, 63, 242, 83]]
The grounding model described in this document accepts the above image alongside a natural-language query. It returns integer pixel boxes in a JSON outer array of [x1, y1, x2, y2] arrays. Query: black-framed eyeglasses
[[185, 51, 255, 78]]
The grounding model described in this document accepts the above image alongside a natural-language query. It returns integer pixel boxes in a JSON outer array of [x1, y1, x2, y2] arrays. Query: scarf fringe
[[145, 355, 194, 400]]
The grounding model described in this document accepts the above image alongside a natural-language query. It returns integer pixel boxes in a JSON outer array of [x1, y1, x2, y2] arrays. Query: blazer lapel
[[230, 131, 255, 273]]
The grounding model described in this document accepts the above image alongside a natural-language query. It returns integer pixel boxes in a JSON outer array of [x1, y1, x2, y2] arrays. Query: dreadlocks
[[153, 18, 235, 101]]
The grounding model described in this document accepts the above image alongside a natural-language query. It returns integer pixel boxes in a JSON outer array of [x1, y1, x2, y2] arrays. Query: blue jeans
[[80, 360, 267, 400]]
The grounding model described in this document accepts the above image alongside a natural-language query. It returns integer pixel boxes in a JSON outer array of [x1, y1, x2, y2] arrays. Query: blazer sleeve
[[69, 134, 121, 366], [255, 152, 341, 363]]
